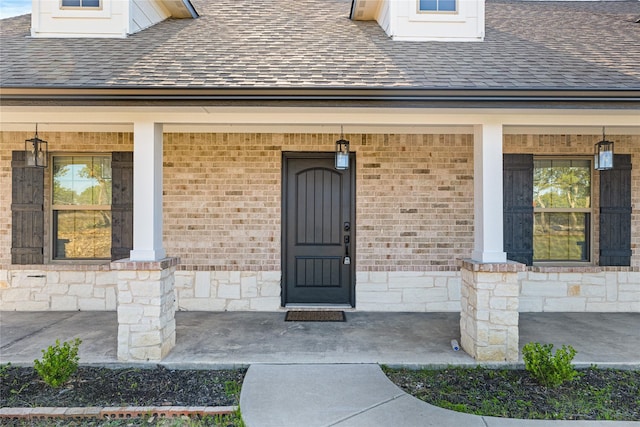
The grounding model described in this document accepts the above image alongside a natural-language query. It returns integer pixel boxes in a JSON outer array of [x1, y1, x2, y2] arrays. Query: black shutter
[[503, 154, 534, 265], [111, 152, 133, 261], [11, 151, 45, 264], [599, 154, 631, 266]]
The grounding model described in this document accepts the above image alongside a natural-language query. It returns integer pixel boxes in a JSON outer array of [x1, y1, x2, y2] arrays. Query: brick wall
[[504, 134, 640, 313], [503, 134, 640, 269], [162, 132, 474, 311], [162, 132, 475, 272], [1, 130, 638, 313], [355, 133, 475, 271], [0, 131, 133, 265], [163, 132, 282, 271]]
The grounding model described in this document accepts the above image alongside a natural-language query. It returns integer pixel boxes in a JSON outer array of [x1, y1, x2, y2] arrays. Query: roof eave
[[1, 87, 639, 101], [161, 0, 198, 19]]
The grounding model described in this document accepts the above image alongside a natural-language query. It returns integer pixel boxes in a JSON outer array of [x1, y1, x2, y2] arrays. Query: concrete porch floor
[[0, 312, 638, 368]]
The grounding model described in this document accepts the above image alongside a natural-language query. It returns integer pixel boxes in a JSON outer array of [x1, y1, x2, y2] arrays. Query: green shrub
[[0, 362, 11, 379], [224, 380, 241, 398], [522, 342, 577, 388], [33, 338, 82, 388]]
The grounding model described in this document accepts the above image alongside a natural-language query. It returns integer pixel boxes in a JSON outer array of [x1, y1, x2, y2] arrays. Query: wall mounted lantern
[[594, 127, 613, 171], [25, 125, 48, 168], [335, 126, 350, 170]]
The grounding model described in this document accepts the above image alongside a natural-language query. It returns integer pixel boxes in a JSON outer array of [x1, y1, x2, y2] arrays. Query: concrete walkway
[[241, 364, 476, 427], [240, 364, 639, 427], [2, 312, 638, 368], [1, 312, 639, 426]]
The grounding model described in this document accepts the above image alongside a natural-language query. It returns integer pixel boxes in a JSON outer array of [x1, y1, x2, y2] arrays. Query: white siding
[[31, 0, 129, 38], [130, 0, 170, 34], [376, 0, 391, 35], [392, 0, 484, 42], [31, 0, 183, 38], [355, 0, 485, 42]]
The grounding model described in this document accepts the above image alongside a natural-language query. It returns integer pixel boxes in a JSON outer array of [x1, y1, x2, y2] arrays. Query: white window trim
[[410, 0, 465, 22], [53, 0, 110, 19], [60, 0, 102, 9], [417, 0, 457, 14]]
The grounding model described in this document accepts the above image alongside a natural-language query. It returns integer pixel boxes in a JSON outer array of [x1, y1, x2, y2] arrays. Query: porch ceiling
[[1, 104, 639, 134]]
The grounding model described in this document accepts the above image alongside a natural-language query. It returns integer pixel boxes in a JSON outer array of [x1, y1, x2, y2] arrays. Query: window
[[52, 155, 112, 260], [533, 159, 591, 262], [61, 0, 100, 8], [12, 151, 131, 264], [419, 0, 456, 12], [505, 153, 631, 267]]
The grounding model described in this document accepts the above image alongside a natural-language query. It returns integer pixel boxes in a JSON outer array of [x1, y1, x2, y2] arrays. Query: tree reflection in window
[[533, 159, 591, 262], [52, 156, 111, 259]]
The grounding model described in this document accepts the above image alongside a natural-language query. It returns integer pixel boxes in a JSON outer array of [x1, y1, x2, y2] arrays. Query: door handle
[[343, 223, 351, 264], [344, 235, 350, 264]]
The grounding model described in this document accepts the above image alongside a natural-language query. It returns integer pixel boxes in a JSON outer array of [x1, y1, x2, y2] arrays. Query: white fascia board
[[391, 34, 483, 41], [1, 106, 639, 131]]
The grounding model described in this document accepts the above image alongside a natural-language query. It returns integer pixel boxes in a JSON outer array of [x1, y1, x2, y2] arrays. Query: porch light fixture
[[594, 127, 614, 171], [335, 126, 350, 170], [25, 124, 48, 168]]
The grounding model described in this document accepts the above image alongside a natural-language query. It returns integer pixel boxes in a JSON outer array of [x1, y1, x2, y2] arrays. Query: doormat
[[285, 311, 346, 322]]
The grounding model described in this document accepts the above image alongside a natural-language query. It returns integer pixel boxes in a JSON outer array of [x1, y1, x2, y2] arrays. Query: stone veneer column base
[[459, 259, 525, 362], [111, 257, 179, 362]]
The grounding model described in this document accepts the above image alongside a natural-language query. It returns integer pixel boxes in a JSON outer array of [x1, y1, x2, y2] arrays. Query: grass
[[383, 365, 640, 421]]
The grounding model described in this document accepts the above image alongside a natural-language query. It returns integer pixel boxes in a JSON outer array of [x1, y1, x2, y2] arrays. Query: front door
[[282, 153, 355, 306]]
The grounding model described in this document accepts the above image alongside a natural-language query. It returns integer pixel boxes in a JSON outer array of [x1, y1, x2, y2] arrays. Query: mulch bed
[[3, 364, 639, 422], [1, 366, 246, 408], [384, 366, 640, 421]]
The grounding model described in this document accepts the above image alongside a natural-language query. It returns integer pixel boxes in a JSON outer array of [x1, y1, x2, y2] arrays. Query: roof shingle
[[1, 0, 639, 90]]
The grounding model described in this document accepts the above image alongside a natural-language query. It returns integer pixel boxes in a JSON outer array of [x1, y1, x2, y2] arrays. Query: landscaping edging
[[0, 405, 237, 421]]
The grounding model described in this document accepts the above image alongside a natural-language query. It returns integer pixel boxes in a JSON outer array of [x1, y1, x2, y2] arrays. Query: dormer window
[[352, 0, 481, 41], [418, 0, 456, 12], [61, 0, 101, 8], [34, 0, 197, 38]]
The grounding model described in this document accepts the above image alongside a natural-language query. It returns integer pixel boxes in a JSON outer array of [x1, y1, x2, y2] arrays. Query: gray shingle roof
[[1, 0, 639, 90]]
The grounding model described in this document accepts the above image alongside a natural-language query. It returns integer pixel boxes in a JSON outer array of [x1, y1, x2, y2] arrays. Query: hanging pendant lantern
[[25, 124, 48, 168], [335, 126, 350, 170], [594, 127, 613, 171]]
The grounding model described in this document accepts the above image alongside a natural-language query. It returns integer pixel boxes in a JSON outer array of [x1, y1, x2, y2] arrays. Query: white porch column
[[461, 124, 522, 363], [116, 122, 175, 362], [130, 122, 166, 261], [472, 123, 507, 263]]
